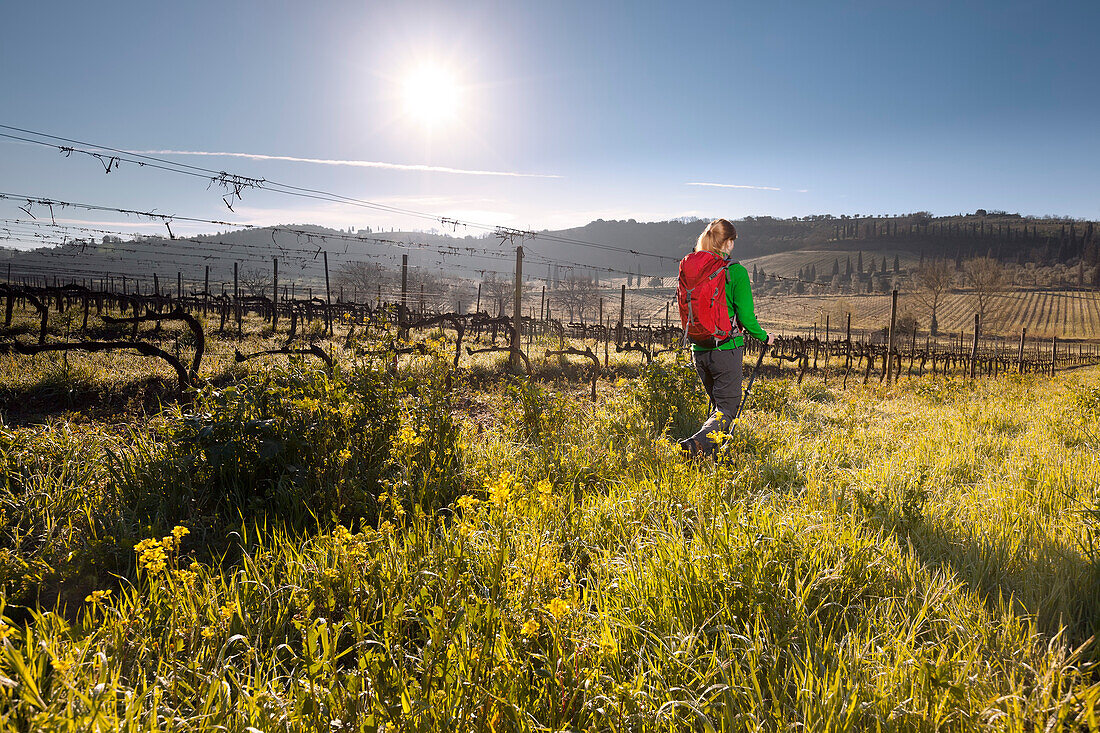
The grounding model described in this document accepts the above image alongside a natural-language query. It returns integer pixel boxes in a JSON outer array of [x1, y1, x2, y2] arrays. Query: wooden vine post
[[399, 254, 409, 340], [1017, 328, 1026, 373], [323, 250, 332, 335], [617, 284, 626, 345], [512, 246, 523, 370], [234, 262, 241, 336], [970, 313, 980, 379], [401, 254, 408, 309], [272, 257, 279, 331], [886, 289, 898, 384], [604, 314, 610, 368], [845, 312, 852, 373], [1050, 336, 1057, 376]]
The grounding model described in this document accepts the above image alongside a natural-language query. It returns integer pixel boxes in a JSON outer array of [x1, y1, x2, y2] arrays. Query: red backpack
[[677, 251, 740, 348]]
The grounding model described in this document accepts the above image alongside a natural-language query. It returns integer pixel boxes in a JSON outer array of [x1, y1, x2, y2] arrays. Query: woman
[[680, 219, 772, 456]]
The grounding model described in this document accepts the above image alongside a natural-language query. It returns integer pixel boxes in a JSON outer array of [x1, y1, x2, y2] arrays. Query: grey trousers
[[689, 346, 743, 454]]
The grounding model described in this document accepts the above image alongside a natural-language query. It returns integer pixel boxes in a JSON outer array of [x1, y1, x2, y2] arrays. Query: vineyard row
[[2, 281, 1098, 400]]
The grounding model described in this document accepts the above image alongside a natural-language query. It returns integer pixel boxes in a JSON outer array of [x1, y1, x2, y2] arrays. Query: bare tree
[[407, 268, 449, 313], [548, 273, 598, 322], [481, 273, 511, 317], [910, 259, 953, 334], [449, 282, 475, 314], [239, 267, 272, 298], [961, 257, 1006, 324], [336, 260, 387, 301]]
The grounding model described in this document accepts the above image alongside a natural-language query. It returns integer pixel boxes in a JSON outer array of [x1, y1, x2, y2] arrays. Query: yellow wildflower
[[521, 619, 539, 638], [455, 494, 480, 513], [545, 597, 570, 620], [85, 589, 112, 604], [488, 472, 514, 507]]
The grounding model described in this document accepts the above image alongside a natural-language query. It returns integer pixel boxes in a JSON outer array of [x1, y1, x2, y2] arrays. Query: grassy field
[[743, 249, 924, 277], [2, 321, 1100, 729]]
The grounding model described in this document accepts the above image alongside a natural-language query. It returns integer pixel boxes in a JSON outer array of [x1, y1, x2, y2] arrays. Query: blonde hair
[[695, 218, 737, 255]]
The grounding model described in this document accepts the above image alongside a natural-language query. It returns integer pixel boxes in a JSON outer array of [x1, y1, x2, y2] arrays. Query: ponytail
[[695, 219, 737, 255]]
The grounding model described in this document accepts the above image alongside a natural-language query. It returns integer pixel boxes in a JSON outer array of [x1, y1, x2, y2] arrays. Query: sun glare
[[402, 64, 461, 130]]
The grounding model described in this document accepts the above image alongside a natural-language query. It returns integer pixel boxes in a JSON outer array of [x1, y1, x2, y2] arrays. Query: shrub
[[387, 357, 466, 516], [120, 360, 401, 529], [632, 357, 706, 438], [504, 377, 571, 447]]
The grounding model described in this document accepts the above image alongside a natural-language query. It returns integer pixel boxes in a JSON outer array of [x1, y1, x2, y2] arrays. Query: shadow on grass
[[0, 373, 180, 426], [883, 514, 1100, 646]]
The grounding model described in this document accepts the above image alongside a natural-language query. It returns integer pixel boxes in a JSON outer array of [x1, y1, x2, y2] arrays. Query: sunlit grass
[[2, 327, 1100, 728]]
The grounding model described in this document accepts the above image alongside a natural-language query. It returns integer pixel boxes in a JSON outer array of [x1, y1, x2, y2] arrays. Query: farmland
[[604, 283, 1100, 341], [2, 305, 1100, 729], [751, 288, 1100, 339]]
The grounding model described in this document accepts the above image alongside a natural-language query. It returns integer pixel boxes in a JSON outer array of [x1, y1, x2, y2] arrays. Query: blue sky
[[1, 0, 1098, 246]]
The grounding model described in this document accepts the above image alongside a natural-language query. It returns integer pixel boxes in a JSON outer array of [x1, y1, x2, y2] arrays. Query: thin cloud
[[132, 149, 562, 179], [52, 219, 168, 229], [686, 182, 783, 191]]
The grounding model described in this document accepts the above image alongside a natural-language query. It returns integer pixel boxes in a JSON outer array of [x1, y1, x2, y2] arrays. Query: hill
[[3, 212, 1098, 300]]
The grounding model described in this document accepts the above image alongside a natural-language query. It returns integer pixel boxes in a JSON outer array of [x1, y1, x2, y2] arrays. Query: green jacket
[[692, 261, 769, 351]]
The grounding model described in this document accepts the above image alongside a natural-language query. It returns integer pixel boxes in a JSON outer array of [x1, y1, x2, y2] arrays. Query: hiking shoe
[[678, 438, 700, 457]]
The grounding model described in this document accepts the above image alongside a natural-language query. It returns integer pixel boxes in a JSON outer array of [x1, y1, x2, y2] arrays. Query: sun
[[402, 63, 462, 131]]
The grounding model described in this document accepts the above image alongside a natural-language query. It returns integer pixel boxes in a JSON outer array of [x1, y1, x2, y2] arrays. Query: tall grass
[[2, 349, 1100, 729]]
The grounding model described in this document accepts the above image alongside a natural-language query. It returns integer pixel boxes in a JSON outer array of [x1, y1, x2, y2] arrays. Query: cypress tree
[[893, 254, 900, 272], [832, 258, 840, 276], [857, 251, 863, 273]]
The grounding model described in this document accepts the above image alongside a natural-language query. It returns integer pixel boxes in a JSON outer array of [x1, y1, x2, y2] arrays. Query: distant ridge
[[3, 212, 1097, 289]]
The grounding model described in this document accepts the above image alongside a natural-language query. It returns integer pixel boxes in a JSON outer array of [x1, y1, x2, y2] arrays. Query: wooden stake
[[234, 262, 241, 335], [512, 246, 524, 369], [401, 254, 409, 310], [1017, 327, 1026, 373], [617, 284, 626, 345], [886, 289, 898, 384], [970, 313, 980, 379], [272, 257, 279, 330], [323, 250, 332, 335]]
